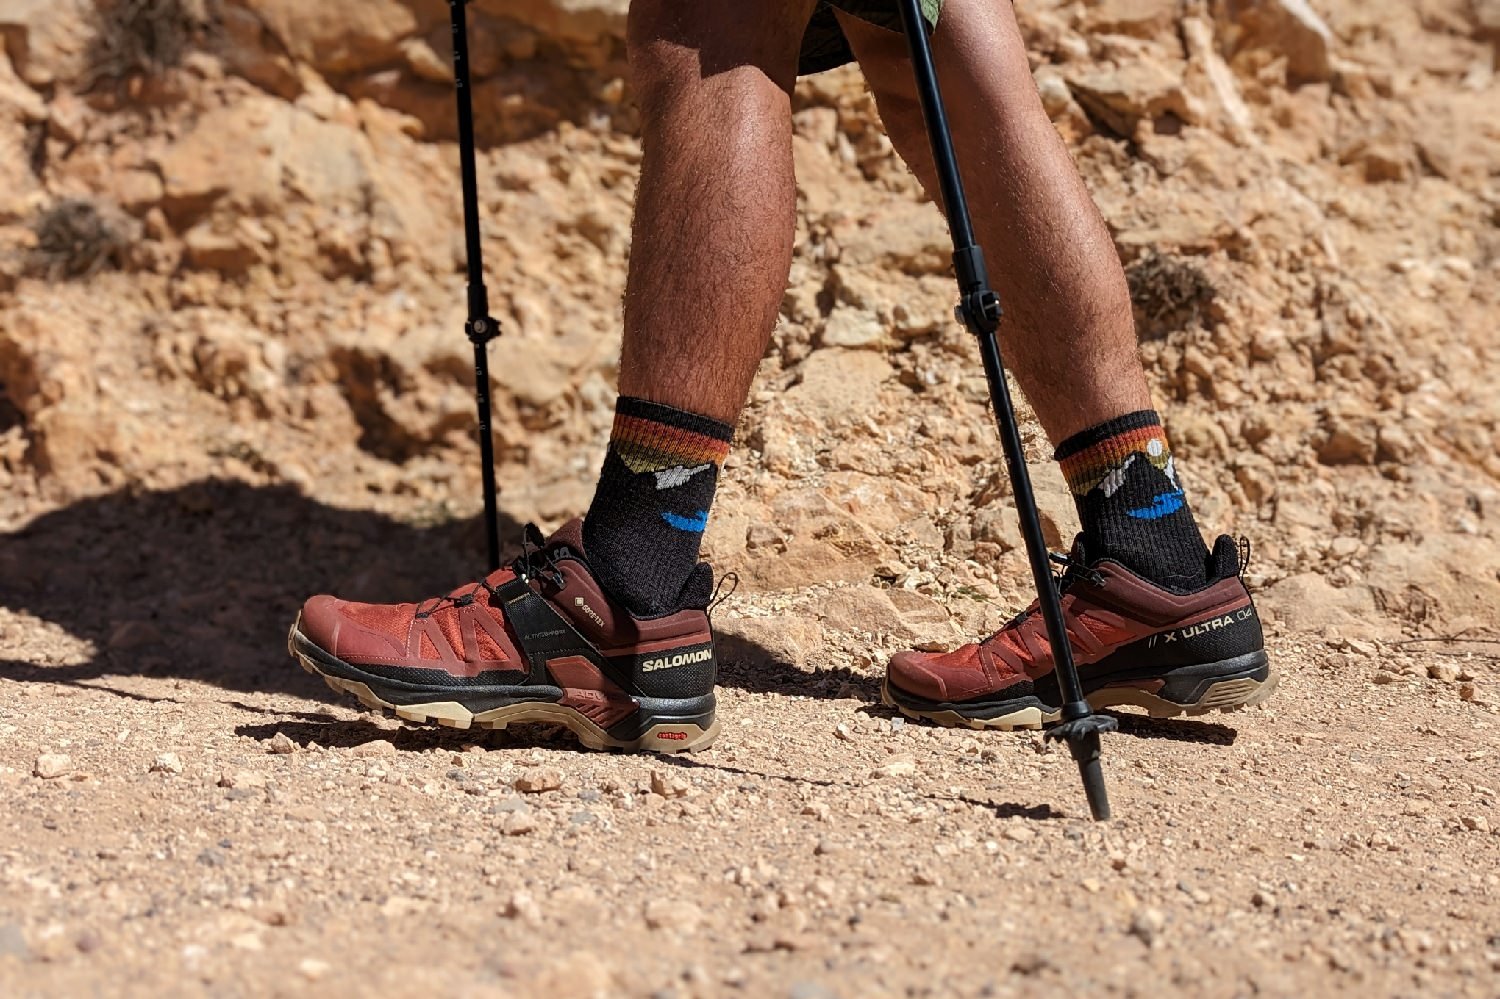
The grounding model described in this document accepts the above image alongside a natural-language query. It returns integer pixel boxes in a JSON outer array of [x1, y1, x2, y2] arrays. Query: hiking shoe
[[287, 519, 720, 753], [884, 535, 1276, 729]]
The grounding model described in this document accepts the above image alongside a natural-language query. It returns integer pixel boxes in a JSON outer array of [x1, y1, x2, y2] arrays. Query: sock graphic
[[584, 397, 733, 615], [1054, 411, 1209, 592]]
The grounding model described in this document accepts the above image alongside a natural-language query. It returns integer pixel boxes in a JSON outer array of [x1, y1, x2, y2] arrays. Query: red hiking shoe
[[884, 535, 1276, 729], [288, 520, 719, 753]]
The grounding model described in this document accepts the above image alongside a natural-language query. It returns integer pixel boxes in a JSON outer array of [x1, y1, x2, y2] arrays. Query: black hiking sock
[[1054, 410, 1210, 592], [583, 397, 734, 616]]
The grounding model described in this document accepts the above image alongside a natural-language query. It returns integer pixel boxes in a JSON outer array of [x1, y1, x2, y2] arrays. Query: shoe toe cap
[[888, 645, 1007, 702], [887, 650, 953, 701], [298, 594, 343, 654]]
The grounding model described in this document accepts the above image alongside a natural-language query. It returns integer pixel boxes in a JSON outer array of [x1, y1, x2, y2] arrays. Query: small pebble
[[515, 767, 564, 793], [650, 770, 689, 798], [266, 732, 296, 755], [492, 798, 530, 815], [502, 812, 538, 836], [1129, 908, 1165, 946], [353, 739, 396, 758], [150, 753, 184, 775], [503, 890, 542, 923], [219, 769, 267, 789], [298, 958, 330, 981], [34, 753, 72, 780], [872, 757, 917, 779], [643, 898, 702, 933]]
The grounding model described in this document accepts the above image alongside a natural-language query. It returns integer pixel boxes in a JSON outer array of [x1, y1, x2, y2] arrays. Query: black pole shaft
[[895, 0, 1112, 820], [450, 0, 501, 572]]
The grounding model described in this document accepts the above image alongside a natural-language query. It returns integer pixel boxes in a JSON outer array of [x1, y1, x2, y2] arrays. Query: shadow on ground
[[0, 480, 514, 700], [0, 479, 839, 706]]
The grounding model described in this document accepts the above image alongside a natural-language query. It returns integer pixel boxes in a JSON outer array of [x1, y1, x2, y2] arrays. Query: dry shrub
[[88, 0, 217, 81], [1126, 250, 1218, 339], [27, 200, 135, 280]]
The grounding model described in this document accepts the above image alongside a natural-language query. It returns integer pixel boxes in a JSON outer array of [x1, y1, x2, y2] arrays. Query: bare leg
[[619, 0, 818, 424], [838, 2, 1152, 443], [582, 0, 817, 614]]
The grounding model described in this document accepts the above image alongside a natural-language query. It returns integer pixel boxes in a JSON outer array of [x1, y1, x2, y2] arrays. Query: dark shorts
[[798, 0, 942, 75]]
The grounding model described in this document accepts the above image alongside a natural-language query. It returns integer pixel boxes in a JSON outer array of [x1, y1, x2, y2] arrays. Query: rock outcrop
[[1, 0, 1497, 642]]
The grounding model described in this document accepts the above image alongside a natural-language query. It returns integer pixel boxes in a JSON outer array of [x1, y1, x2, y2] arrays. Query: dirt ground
[[2, 0, 1499, 995], [2, 595, 1498, 996]]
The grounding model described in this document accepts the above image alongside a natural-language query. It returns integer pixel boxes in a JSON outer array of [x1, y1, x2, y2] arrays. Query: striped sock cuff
[[1055, 410, 1172, 496], [609, 397, 733, 475]]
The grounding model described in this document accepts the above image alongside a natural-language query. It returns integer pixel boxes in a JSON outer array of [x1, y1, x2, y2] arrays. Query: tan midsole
[[881, 670, 1278, 731], [293, 645, 717, 754]]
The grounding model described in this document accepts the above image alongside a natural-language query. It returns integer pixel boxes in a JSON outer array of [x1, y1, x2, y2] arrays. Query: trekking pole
[[449, 0, 502, 572], [895, 0, 1117, 821]]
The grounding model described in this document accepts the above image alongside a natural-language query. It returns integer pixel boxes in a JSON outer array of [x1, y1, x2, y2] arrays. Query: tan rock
[[34, 753, 72, 779], [230, 0, 419, 75], [1086, 0, 1180, 38], [835, 201, 950, 276], [183, 223, 263, 274], [218, 5, 302, 98], [219, 769, 268, 789], [515, 766, 564, 793], [0, 0, 93, 88], [150, 753, 185, 775], [0, 50, 47, 123], [110, 169, 165, 215], [714, 615, 825, 669], [819, 307, 889, 349], [872, 757, 917, 779], [643, 897, 702, 933], [1257, 573, 1384, 637], [819, 586, 906, 637], [1316, 407, 1378, 465], [1214, 0, 1336, 83], [1475, 0, 1500, 39], [473, 0, 628, 46], [1181, 17, 1256, 145], [1065, 52, 1198, 136], [353, 739, 397, 758], [649, 770, 689, 799]]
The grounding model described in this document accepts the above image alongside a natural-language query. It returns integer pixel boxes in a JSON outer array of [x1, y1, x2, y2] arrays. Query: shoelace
[[414, 523, 565, 620], [1048, 550, 1106, 589], [987, 550, 1104, 640]]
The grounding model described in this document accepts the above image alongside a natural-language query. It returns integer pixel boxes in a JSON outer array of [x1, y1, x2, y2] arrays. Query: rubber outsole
[[880, 660, 1279, 731], [287, 621, 719, 755]]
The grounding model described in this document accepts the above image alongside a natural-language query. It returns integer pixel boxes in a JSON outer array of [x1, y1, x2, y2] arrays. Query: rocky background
[[2, 0, 1498, 640], [1, 1, 1498, 995]]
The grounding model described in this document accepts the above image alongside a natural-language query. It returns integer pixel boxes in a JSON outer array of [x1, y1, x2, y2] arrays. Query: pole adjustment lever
[[465, 316, 501, 345]]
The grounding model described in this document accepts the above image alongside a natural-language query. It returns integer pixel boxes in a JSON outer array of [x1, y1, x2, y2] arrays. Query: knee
[[626, 9, 699, 120], [626, 0, 809, 117]]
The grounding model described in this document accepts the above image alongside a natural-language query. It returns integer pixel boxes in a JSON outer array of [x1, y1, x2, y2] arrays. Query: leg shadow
[[0, 479, 519, 699], [713, 632, 884, 703]]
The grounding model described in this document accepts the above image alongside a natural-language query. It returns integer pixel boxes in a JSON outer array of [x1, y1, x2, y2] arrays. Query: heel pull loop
[[708, 571, 740, 618]]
